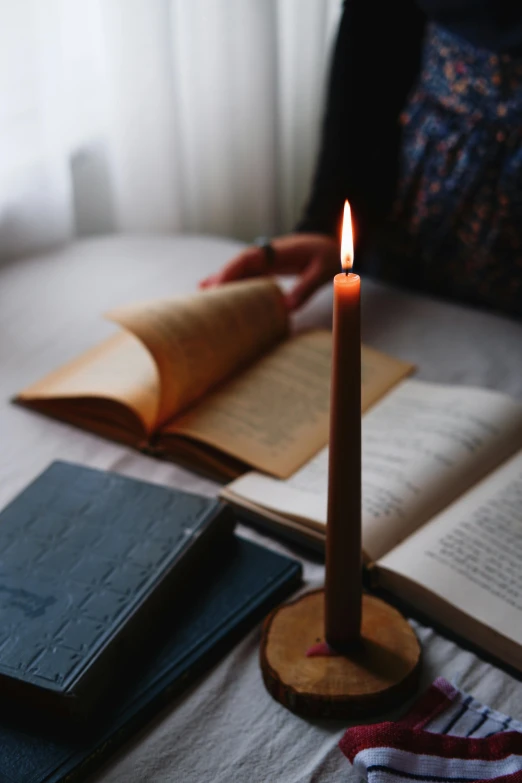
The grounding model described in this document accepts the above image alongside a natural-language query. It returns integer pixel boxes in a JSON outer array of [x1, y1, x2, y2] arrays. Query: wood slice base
[[260, 589, 421, 719]]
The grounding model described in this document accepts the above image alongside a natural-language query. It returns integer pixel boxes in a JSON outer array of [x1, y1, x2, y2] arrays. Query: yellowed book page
[[163, 335, 412, 478], [108, 279, 288, 427], [359, 344, 414, 411], [223, 379, 522, 560], [378, 448, 522, 648], [17, 332, 159, 435], [162, 331, 330, 478]]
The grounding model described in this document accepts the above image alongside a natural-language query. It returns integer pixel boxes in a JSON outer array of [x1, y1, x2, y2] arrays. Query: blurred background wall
[[0, 0, 341, 261]]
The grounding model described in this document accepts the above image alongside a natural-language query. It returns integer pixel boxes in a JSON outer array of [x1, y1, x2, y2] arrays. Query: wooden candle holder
[[260, 589, 421, 719]]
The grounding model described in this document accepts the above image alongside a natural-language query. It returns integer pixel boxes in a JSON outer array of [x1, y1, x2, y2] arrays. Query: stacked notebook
[[0, 462, 302, 783]]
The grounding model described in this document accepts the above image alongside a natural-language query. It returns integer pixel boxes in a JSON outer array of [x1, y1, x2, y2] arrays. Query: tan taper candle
[[325, 202, 362, 651]]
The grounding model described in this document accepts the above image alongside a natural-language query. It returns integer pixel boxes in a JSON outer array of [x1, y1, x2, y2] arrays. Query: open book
[[16, 280, 412, 481], [221, 379, 522, 672]]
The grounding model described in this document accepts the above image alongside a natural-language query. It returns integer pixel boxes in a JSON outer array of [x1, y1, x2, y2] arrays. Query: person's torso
[[417, 0, 522, 54]]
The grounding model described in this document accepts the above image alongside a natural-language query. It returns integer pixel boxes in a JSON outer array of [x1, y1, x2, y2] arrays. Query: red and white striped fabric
[[340, 678, 522, 782]]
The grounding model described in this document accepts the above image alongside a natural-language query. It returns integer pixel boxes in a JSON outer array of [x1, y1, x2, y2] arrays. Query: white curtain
[[0, 0, 341, 261]]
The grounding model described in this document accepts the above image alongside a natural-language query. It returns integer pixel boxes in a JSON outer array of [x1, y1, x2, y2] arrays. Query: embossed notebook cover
[[0, 461, 233, 722], [0, 535, 302, 783]]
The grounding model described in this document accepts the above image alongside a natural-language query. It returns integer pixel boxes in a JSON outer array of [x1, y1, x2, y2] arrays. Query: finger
[[285, 258, 329, 311], [199, 276, 216, 288], [211, 247, 268, 285], [198, 247, 266, 289]]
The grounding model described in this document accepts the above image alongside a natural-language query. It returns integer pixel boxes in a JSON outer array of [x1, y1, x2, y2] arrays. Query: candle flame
[[340, 200, 354, 271]]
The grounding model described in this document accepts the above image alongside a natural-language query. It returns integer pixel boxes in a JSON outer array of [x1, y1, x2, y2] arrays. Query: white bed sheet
[[1, 235, 522, 783]]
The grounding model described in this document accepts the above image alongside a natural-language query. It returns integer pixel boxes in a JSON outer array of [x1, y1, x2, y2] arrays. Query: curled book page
[[108, 279, 288, 426]]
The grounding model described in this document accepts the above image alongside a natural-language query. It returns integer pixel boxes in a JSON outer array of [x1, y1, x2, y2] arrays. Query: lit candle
[[325, 200, 362, 652]]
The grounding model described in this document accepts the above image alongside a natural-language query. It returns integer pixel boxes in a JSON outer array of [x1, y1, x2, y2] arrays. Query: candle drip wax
[[305, 641, 339, 657]]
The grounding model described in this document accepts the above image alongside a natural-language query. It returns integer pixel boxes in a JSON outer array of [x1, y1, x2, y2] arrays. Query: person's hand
[[199, 233, 340, 311]]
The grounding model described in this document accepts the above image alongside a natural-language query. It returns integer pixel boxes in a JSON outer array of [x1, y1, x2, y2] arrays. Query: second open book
[[222, 379, 522, 672]]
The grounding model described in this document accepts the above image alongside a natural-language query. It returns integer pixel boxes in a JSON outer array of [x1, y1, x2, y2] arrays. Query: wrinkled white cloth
[[1, 236, 522, 783]]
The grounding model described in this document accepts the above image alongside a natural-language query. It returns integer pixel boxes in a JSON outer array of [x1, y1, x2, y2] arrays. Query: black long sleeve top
[[295, 0, 522, 253]]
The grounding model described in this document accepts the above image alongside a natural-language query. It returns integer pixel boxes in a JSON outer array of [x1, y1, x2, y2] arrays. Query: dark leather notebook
[[0, 461, 234, 723], [0, 534, 302, 783]]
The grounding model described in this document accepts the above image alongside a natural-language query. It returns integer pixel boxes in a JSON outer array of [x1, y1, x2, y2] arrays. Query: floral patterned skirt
[[379, 23, 522, 318]]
